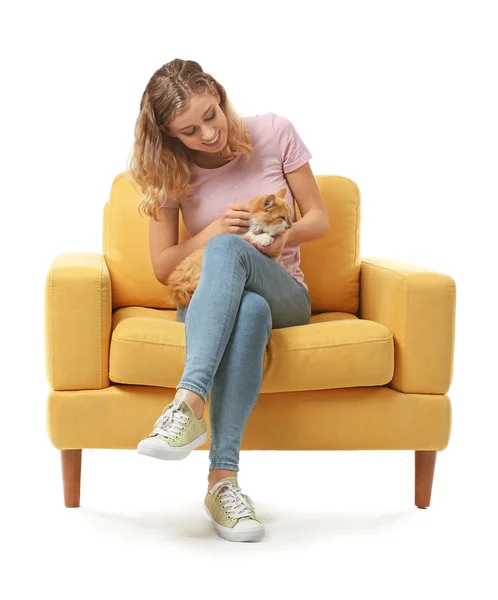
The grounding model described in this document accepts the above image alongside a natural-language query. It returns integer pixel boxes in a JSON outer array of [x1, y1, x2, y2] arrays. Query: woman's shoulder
[[244, 112, 294, 137], [244, 112, 279, 127]]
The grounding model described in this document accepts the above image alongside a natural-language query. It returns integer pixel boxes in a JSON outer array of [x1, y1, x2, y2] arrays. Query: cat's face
[[248, 188, 293, 233]]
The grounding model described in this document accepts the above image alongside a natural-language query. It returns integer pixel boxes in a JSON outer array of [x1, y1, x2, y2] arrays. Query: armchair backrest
[[103, 172, 360, 313]]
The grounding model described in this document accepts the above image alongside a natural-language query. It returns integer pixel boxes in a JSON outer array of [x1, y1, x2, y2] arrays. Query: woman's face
[[168, 87, 228, 155]]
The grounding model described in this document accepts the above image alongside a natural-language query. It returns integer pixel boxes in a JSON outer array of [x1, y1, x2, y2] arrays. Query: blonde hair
[[126, 59, 254, 220]]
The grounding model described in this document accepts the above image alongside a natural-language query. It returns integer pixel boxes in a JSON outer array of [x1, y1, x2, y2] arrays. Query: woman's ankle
[[208, 469, 238, 490], [177, 388, 204, 419]]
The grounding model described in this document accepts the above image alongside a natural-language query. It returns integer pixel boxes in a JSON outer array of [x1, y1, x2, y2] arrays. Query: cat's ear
[[264, 195, 276, 210], [276, 188, 287, 199]]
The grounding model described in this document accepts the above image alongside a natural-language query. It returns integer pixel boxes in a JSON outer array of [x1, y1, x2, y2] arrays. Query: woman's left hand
[[244, 229, 291, 262]]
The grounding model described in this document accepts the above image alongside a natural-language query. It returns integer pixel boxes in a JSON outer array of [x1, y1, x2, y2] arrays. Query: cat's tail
[[165, 249, 203, 306], [167, 285, 194, 306]]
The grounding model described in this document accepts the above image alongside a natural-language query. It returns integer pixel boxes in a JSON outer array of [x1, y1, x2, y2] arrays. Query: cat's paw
[[257, 233, 273, 246]]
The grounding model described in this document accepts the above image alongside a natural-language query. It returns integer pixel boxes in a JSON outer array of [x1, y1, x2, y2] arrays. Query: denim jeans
[[175, 234, 311, 472]]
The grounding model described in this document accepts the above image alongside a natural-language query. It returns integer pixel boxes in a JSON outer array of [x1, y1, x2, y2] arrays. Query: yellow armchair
[[45, 174, 455, 510]]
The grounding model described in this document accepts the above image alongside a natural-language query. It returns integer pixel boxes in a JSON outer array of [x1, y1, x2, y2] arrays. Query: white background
[[2, 0, 497, 598]]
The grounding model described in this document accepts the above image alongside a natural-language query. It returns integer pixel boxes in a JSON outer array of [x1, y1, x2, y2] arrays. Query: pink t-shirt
[[161, 112, 312, 292]]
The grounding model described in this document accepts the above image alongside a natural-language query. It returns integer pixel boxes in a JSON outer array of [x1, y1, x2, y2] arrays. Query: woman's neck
[[194, 153, 232, 169]]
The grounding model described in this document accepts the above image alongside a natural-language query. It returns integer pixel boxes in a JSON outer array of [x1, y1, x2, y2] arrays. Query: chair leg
[[61, 449, 82, 508], [415, 450, 437, 509]]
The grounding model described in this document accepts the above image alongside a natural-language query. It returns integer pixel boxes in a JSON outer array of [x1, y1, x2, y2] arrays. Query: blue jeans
[[175, 234, 311, 473]]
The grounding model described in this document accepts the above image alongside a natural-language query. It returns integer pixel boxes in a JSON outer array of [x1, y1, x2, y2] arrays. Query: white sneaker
[[137, 390, 207, 461], [204, 477, 265, 542]]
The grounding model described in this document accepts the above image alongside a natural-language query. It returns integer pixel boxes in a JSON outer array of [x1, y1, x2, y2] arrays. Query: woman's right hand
[[218, 202, 252, 235]]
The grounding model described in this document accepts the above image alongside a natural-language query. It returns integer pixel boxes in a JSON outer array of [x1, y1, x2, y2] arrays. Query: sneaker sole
[[203, 504, 265, 542], [137, 430, 207, 461]]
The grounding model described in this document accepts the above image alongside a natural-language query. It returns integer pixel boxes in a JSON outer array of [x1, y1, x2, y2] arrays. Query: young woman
[[127, 58, 329, 542]]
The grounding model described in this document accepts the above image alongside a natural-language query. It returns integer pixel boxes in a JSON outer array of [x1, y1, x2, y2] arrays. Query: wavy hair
[[126, 59, 254, 220]]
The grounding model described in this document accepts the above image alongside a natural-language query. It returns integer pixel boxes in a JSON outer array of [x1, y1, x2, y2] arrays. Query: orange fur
[[166, 189, 292, 306]]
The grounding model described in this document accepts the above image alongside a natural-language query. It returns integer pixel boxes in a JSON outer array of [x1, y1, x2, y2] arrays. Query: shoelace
[[214, 481, 257, 520], [152, 398, 189, 439]]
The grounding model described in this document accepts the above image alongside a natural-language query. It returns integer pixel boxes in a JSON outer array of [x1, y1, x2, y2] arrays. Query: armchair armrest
[[44, 253, 112, 390], [359, 258, 456, 394]]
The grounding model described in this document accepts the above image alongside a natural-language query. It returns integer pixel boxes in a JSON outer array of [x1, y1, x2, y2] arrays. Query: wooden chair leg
[[61, 449, 82, 508], [415, 450, 437, 509]]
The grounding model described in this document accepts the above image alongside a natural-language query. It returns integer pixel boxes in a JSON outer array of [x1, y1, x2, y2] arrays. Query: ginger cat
[[166, 188, 292, 306]]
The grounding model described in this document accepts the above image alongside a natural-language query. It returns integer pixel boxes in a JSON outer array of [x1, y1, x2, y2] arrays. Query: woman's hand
[[216, 202, 291, 262], [218, 203, 252, 234], [245, 229, 291, 262]]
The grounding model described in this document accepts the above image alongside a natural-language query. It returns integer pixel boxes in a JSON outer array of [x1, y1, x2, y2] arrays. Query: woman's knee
[[204, 233, 247, 256], [238, 291, 272, 335]]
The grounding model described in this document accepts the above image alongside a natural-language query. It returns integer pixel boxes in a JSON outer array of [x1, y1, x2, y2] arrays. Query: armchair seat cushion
[[109, 308, 394, 392]]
